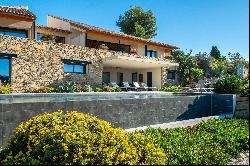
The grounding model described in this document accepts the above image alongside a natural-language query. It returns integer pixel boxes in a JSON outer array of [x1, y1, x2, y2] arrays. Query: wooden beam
[[0, 13, 35, 22]]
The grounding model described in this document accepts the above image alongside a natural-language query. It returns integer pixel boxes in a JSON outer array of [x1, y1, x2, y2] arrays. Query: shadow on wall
[[176, 95, 212, 121], [176, 94, 235, 121]]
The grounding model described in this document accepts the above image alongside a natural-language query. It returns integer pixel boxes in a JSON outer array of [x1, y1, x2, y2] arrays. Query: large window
[[86, 39, 131, 53], [167, 70, 176, 79], [0, 58, 10, 83], [0, 27, 28, 38], [63, 61, 87, 74], [146, 50, 157, 58]]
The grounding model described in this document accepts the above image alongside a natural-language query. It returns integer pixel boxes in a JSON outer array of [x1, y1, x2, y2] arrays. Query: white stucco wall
[[47, 16, 71, 31], [69, 28, 86, 47]]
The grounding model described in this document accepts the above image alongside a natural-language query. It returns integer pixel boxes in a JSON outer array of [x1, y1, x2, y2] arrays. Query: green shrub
[[195, 118, 249, 155], [0, 111, 165, 165], [0, 84, 11, 94], [214, 74, 242, 94], [111, 87, 122, 92], [103, 86, 122, 92], [159, 85, 182, 92], [58, 82, 77, 93], [240, 79, 249, 97], [36, 86, 58, 93], [128, 132, 167, 165], [142, 118, 249, 165], [81, 85, 93, 92], [93, 87, 103, 92]]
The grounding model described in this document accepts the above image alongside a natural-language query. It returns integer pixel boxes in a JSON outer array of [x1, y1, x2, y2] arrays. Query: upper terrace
[[47, 15, 178, 60]]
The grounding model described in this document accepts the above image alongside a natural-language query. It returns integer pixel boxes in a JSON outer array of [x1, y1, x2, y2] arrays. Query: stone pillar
[[161, 67, 167, 86]]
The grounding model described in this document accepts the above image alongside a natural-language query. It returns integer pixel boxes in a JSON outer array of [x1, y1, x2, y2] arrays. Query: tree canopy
[[116, 6, 157, 39], [210, 46, 221, 59], [171, 50, 198, 86], [171, 48, 250, 85]]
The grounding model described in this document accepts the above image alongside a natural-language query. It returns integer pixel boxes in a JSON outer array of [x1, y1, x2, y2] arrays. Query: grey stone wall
[[234, 96, 249, 119], [0, 93, 235, 147], [0, 35, 169, 92]]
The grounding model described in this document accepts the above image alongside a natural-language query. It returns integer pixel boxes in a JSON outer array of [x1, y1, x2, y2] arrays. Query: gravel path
[[228, 151, 249, 165]]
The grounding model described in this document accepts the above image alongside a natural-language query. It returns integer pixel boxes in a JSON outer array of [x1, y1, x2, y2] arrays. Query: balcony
[[86, 39, 131, 54]]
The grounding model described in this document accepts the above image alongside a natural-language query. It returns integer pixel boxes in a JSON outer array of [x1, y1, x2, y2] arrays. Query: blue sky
[[0, 0, 249, 59]]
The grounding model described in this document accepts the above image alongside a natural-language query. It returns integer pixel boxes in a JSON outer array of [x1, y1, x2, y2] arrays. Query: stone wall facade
[[0, 35, 170, 92]]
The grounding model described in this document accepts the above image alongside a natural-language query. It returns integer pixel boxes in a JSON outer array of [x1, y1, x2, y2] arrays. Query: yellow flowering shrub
[[0, 111, 166, 165], [129, 131, 167, 165]]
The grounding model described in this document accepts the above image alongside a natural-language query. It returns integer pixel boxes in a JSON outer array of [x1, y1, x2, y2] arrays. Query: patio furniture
[[110, 81, 127, 91], [122, 82, 135, 91], [141, 83, 157, 91], [109, 82, 120, 88], [133, 82, 146, 91]]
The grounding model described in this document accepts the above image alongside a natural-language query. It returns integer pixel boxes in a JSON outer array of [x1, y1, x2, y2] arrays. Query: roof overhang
[[0, 13, 35, 22], [48, 15, 179, 50], [36, 25, 71, 34], [103, 55, 179, 69]]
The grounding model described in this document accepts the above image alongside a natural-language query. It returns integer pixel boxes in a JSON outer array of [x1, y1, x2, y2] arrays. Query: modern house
[[0, 6, 179, 92]]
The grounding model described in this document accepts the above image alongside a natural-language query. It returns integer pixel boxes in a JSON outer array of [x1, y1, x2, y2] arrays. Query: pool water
[[0, 91, 194, 104]]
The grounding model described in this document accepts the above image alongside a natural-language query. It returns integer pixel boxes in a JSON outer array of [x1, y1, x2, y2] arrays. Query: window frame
[[0, 27, 28, 38], [167, 70, 176, 80], [62, 59, 91, 74], [0, 53, 17, 83], [63, 63, 86, 74], [146, 50, 157, 58]]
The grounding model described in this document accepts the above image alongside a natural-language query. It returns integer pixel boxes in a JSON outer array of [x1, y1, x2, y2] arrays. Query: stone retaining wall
[[234, 96, 249, 119], [0, 93, 235, 147], [0, 35, 169, 92]]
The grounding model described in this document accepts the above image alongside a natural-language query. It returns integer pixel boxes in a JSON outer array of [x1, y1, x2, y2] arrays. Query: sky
[[0, 0, 249, 60]]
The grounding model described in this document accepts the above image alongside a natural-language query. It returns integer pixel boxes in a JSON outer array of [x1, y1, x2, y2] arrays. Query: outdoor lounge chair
[[110, 82, 127, 91], [133, 82, 146, 91], [110, 82, 120, 88], [122, 82, 135, 91], [141, 83, 157, 91]]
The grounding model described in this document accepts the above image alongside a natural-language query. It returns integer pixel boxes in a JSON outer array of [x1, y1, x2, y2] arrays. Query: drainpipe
[[161, 67, 162, 87], [85, 33, 87, 47], [33, 21, 36, 39]]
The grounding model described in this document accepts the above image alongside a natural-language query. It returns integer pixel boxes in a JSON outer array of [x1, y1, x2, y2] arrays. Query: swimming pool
[[0, 91, 206, 104]]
